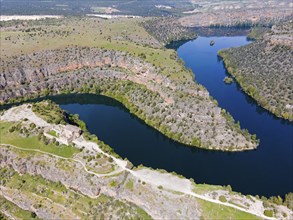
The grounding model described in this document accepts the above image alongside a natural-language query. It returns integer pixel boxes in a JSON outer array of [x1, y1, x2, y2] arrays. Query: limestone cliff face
[[0, 47, 177, 108], [0, 47, 164, 90], [0, 47, 257, 151]]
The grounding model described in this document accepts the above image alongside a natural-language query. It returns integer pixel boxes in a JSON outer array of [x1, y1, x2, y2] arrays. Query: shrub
[[9, 126, 16, 133], [31, 212, 37, 218], [264, 210, 274, 217], [284, 192, 293, 209], [219, 195, 227, 203], [29, 123, 36, 129]]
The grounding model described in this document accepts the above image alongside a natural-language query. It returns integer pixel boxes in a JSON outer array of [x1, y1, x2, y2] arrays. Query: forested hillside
[[219, 21, 293, 120]]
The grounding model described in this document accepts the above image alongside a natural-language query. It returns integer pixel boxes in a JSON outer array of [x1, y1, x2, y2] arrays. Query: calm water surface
[[57, 36, 292, 197]]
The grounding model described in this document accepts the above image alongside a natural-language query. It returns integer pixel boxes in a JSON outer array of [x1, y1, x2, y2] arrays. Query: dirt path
[[1, 143, 276, 220], [0, 105, 279, 220], [1, 144, 123, 179]]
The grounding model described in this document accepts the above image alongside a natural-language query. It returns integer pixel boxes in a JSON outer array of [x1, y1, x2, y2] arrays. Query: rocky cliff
[[0, 46, 258, 151]]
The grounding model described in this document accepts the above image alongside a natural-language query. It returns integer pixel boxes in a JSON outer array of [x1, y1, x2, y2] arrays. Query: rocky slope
[[0, 148, 202, 219], [0, 103, 292, 219], [0, 46, 258, 151], [219, 21, 293, 121]]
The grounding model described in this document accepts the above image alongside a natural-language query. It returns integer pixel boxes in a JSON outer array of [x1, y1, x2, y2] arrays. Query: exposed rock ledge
[[0, 47, 258, 151]]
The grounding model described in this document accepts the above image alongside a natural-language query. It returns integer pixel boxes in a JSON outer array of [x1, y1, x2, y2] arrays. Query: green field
[[0, 121, 78, 158], [199, 199, 261, 220]]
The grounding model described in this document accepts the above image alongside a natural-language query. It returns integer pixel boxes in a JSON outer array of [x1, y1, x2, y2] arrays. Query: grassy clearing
[[125, 180, 134, 190], [1, 18, 149, 56], [198, 199, 261, 220], [0, 121, 78, 158], [47, 130, 59, 137], [193, 183, 226, 194]]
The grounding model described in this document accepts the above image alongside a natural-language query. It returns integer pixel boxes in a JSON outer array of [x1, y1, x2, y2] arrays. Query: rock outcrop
[[0, 46, 258, 151]]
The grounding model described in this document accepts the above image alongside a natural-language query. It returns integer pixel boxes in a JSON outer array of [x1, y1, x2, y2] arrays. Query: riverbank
[[1, 102, 292, 219], [219, 51, 292, 121], [218, 22, 293, 121], [175, 36, 293, 197], [0, 16, 258, 151]]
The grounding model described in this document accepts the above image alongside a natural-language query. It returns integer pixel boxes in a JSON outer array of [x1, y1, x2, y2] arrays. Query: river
[[22, 36, 293, 197]]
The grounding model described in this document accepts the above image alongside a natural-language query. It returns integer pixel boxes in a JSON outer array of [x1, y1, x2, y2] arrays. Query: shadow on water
[[165, 39, 192, 50], [0, 94, 125, 111]]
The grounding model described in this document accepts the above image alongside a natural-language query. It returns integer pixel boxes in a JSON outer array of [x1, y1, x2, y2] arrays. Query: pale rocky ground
[[86, 14, 141, 19], [0, 15, 62, 21], [1, 104, 292, 219], [180, 0, 293, 27]]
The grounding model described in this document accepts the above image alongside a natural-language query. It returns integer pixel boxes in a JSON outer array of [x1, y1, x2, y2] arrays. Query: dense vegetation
[[219, 22, 293, 121], [223, 77, 233, 84], [32, 100, 86, 129], [142, 18, 197, 45], [247, 27, 271, 40], [32, 101, 67, 125]]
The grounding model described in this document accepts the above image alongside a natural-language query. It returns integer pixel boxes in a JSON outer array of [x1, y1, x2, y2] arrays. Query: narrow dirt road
[[1, 143, 276, 220]]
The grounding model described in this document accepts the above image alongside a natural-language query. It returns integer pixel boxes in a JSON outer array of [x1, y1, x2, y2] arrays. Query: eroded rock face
[[1, 47, 157, 88], [0, 146, 201, 219], [0, 47, 257, 150]]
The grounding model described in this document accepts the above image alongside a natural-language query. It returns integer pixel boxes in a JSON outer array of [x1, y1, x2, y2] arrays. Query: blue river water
[[57, 36, 292, 197]]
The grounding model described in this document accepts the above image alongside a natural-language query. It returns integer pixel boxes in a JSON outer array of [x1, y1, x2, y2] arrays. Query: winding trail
[[0, 144, 123, 178], [1, 143, 276, 220]]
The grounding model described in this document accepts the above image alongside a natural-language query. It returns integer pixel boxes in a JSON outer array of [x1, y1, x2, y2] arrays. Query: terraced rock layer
[[0, 46, 257, 151]]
